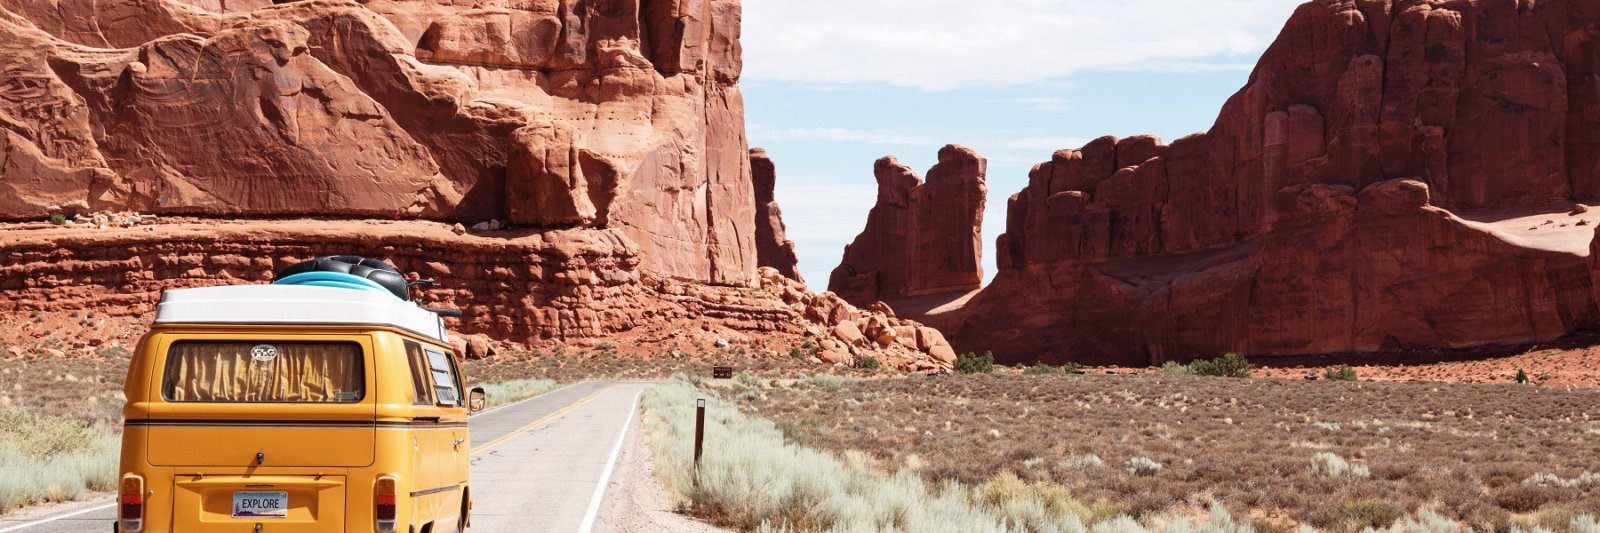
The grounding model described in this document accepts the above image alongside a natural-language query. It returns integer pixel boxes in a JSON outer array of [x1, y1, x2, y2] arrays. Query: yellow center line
[[470, 385, 613, 456]]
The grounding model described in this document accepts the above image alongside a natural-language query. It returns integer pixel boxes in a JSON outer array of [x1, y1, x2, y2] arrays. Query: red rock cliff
[[829, 145, 986, 306], [0, 0, 958, 371], [750, 148, 802, 282], [0, 0, 754, 285], [946, 0, 1600, 364]]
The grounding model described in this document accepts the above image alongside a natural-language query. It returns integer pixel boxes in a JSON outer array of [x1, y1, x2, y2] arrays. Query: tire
[[273, 256, 409, 300], [457, 494, 470, 533]]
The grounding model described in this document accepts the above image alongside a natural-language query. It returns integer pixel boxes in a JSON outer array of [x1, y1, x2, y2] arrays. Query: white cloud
[[750, 124, 1090, 156], [742, 0, 1304, 90], [989, 136, 1091, 153], [1006, 96, 1073, 113], [748, 125, 942, 146]]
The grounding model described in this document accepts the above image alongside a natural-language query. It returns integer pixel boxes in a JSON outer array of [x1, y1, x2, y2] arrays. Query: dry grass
[[466, 379, 559, 408], [729, 373, 1600, 532], [0, 345, 131, 427], [0, 408, 119, 513], [641, 378, 1256, 533]]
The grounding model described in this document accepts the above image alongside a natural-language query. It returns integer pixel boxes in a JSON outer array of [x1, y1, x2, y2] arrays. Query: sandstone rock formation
[[0, 0, 956, 372], [885, 1, 1600, 365], [0, 0, 754, 285], [750, 148, 801, 282], [0, 218, 955, 371], [829, 145, 985, 307]]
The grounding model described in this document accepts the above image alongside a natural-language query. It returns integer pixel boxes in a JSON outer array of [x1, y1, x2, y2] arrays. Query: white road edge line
[[0, 381, 591, 531], [0, 503, 116, 533], [575, 388, 643, 533]]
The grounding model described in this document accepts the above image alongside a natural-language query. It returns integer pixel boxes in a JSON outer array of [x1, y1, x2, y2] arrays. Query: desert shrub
[[1342, 498, 1404, 530], [1515, 369, 1530, 384], [1496, 485, 1555, 513], [643, 380, 1032, 531], [1159, 361, 1194, 375], [1125, 457, 1162, 477], [976, 471, 1031, 507], [1188, 354, 1253, 378], [0, 408, 119, 513], [650, 379, 1258, 533], [47, 213, 66, 225], [729, 371, 1600, 532], [787, 347, 805, 360], [854, 355, 881, 371], [1323, 365, 1358, 381], [1026, 364, 1058, 375], [1523, 472, 1599, 489], [800, 373, 856, 390], [1060, 455, 1106, 469], [955, 352, 995, 375], [1573, 515, 1600, 533], [1061, 362, 1082, 374], [1401, 509, 1464, 533], [1311, 452, 1370, 478], [467, 378, 559, 408]]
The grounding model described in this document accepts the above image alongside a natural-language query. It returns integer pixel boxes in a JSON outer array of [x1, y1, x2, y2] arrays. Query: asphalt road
[[0, 381, 649, 533]]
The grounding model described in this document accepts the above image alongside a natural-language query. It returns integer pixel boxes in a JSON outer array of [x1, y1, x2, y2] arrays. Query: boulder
[[832, 321, 865, 346]]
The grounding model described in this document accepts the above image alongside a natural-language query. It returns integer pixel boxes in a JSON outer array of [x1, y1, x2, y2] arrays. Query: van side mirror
[[468, 387, 486, 413]]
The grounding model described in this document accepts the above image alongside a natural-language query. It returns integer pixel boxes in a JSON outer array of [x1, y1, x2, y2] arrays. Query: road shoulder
[[0, 495, 113, 530], [590, 406, 730, 533]]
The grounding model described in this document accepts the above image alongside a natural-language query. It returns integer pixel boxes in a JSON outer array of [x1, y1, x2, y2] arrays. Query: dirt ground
[[593, 409, 733, 533], [732, 372, 1600, 532], [1249, 349, 1600, 389]]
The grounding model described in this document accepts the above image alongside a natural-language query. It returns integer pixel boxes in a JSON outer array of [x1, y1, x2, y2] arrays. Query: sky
[[741, 0, 1309, 289]]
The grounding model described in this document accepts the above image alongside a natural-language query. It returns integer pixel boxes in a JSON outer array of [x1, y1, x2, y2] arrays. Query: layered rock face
[[750, 148, 802, 282], [0, 0, 754, 285], [946, 0, 1600, 364], [829, 145, 986, 306], [0, 0, 957, 370], [0, 219, 956, 370]]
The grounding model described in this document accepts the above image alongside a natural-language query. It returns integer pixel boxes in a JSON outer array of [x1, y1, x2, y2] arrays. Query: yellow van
[[117, 258, 483, 533]]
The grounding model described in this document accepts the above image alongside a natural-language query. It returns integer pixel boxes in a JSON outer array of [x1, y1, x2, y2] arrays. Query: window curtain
[[164, 342, 364, 403]]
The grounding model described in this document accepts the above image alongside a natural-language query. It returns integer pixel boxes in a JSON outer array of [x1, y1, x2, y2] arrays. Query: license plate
[[232, 491, 288, 519]]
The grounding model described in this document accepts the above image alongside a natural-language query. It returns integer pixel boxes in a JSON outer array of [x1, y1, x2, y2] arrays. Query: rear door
[[142, 335, 374, 532], [145, 336, 377, 468]]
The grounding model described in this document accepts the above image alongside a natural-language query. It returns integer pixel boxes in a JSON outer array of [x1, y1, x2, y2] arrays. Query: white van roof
[[155, 285, 451, 343]]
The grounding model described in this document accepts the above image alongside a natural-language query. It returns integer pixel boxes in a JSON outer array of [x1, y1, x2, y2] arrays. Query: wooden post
[[693, 399, 706, 485]]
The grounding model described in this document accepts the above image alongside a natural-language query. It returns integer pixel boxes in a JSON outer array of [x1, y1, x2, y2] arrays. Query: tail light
[[120, 475, 145, 532], [375, 475, 397, 532]]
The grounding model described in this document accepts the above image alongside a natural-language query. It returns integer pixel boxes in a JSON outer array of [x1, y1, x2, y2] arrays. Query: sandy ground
[[1454, 202, 1599, 254], [592, 412, 731, 533]]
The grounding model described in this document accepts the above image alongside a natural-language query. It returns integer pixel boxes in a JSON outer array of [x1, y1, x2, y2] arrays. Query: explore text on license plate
[[232, 491, 288, 519]]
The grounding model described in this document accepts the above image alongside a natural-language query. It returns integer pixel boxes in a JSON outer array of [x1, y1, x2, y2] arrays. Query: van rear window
[[162, 342, 365, 403]]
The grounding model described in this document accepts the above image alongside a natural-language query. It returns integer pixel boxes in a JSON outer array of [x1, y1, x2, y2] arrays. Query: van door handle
[[415, 417, 441, 423]]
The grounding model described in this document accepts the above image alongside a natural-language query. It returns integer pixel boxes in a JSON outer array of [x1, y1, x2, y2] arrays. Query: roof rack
[[154, 284, 451, 343]]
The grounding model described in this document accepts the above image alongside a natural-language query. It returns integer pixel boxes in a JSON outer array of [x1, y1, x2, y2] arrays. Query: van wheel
[[457, 494, 470, 532]]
